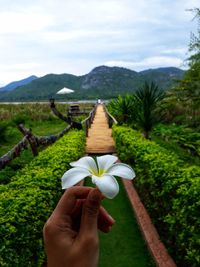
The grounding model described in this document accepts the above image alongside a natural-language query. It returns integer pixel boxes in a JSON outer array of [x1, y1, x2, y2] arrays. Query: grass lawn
[[0, 119, 67, 156], [85, 178, 155, 267]]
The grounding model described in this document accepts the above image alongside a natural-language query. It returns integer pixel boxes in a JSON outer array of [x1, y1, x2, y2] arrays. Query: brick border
[[123, 179, 176, 267]]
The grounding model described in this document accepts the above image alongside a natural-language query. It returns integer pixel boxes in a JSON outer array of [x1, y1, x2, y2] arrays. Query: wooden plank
[[86, 104, 116, 154]]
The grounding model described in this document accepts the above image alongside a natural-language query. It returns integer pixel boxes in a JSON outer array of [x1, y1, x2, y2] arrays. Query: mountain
[[81, 66, 138, 90], [0, 73, 83, 101], [139, 67, 184, 86], [0, 75, 38, 92], [140, 67, 184, 76], [0, 66, 185, 101]]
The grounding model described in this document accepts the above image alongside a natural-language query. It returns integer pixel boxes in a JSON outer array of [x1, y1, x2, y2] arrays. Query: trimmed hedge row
[[113, 125, 200, 267], [0, 130, 85, 267]]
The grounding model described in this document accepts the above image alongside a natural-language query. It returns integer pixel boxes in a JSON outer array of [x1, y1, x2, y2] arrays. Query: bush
[[11, 114, 31, 125], [0, 130, 85, 267], [153, 123, 200, 157], [0, 122, 9, 142], [113, 125, 200, 267]]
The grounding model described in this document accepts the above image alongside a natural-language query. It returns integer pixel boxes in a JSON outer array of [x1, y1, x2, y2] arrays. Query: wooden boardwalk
[[86, 104, 115, 154]]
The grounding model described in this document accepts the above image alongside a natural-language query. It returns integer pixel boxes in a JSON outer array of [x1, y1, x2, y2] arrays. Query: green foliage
[[0, 150, 34, 185], [164, 9, 200, 127], [113, 125, 200, 267], [108, 82, 165, 138], [153, 123, 200, 158], [107, 94, 136, 124], [188, 8, 200, 60], [0, 122, 9, 141], [134, 82, 165, 138], [0, 130, 85, 266], [12, 114, 30, 125]]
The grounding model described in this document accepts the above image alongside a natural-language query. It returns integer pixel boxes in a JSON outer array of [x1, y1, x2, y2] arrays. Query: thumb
[[79, 188, 102, 236]]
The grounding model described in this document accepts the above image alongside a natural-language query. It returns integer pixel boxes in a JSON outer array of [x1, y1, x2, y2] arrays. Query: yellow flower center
[[91, 168, 105, 177]]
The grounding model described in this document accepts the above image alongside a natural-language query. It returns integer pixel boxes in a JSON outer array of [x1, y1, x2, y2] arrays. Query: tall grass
[[0, 102, 93, 184]]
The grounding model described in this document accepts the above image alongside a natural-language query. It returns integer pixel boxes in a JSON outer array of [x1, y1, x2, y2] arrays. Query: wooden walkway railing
[[86, 104, 116, 154], [0, 100, 84, 170]]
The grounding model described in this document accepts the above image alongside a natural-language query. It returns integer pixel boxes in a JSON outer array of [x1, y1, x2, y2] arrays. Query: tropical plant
[[107, 94, 136, 124], [134, 82, 165, 139]]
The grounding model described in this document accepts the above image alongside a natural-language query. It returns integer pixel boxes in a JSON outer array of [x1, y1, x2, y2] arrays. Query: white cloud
[[105, 56, 185, 71], [162, 48, 187, 56], [0, 0, 198, 85], [0, 11, 53, 34], [0, 62, 40, 71]]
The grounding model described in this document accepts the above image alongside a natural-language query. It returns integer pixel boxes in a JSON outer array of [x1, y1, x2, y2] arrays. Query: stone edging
[[122, 179, 177, 267]]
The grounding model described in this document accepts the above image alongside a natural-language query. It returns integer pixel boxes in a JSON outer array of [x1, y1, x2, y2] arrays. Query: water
[[0, 100, 109, 105]]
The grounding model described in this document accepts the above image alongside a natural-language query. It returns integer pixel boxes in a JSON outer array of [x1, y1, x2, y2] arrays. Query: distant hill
[[0, 75, 38, 92], [139, 67, 184, 85], [0, 66, 185, 101]]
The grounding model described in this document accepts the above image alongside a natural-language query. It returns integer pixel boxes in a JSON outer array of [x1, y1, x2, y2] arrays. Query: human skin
[[43, 186, 115, 267]]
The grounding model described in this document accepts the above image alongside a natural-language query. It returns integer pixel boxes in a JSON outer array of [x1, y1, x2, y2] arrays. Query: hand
[[43, 186, 115, 267]]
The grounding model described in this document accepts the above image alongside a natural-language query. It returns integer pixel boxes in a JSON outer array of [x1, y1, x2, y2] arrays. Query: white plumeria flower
[[61, 155, 135, 199]]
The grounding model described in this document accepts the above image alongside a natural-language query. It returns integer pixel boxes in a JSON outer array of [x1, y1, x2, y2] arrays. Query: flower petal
[[92, 174, 119, 199], [97, 155, 118, 173], [70, 156, 98, 174], [62, 167, 91, 189], [107, 163, 135, 180]]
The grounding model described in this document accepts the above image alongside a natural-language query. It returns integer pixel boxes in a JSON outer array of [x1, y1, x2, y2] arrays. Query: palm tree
[[134, 82, 165, 139]]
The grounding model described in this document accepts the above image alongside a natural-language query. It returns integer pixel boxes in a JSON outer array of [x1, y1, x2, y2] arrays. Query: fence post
[[18, 124, 38, 156], [49, 98, 82, 129]]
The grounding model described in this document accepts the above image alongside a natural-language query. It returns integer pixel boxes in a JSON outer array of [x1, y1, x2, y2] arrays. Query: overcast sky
[[0, 0, 199, 85]]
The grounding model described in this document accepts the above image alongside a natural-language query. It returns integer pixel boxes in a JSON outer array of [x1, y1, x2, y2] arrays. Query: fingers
[[51, 186, 115, 234], [98, 206, 115, 233], [52, 187, 93, 221], [79, 188, 102, 237], [72, 200, 115, 233]]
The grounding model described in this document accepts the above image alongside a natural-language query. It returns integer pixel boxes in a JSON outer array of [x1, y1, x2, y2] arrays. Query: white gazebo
[[56, 87, 74, 94]]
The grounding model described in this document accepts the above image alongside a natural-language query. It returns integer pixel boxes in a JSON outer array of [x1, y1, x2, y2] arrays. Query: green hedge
[[0, 130, 85, 267], [113, 125, 200, 267]]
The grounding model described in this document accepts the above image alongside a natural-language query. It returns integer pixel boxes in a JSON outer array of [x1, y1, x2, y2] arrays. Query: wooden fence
[[0, 100, 113, 170], [0, 100, 89, 170]]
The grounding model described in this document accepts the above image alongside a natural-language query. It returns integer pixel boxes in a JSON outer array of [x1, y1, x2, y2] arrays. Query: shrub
[[0, 122, 9, 142], [113, 125, 200, 267], [11, 113, 30, 125], [0, 130, 85, 267], [153, 123, 200, 157], [107, 94, 136, 125]]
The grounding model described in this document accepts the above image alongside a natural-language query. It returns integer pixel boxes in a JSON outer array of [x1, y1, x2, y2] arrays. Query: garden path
[[85, 103, 176, 267], [85, 104, 155, 266], [86, 104, 115, 154]]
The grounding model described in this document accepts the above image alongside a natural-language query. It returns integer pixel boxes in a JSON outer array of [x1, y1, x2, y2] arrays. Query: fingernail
[[108, 214, 115, 224]]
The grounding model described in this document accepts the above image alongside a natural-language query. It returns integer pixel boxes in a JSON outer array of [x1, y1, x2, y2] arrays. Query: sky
[[0, 0, 199, 86]]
